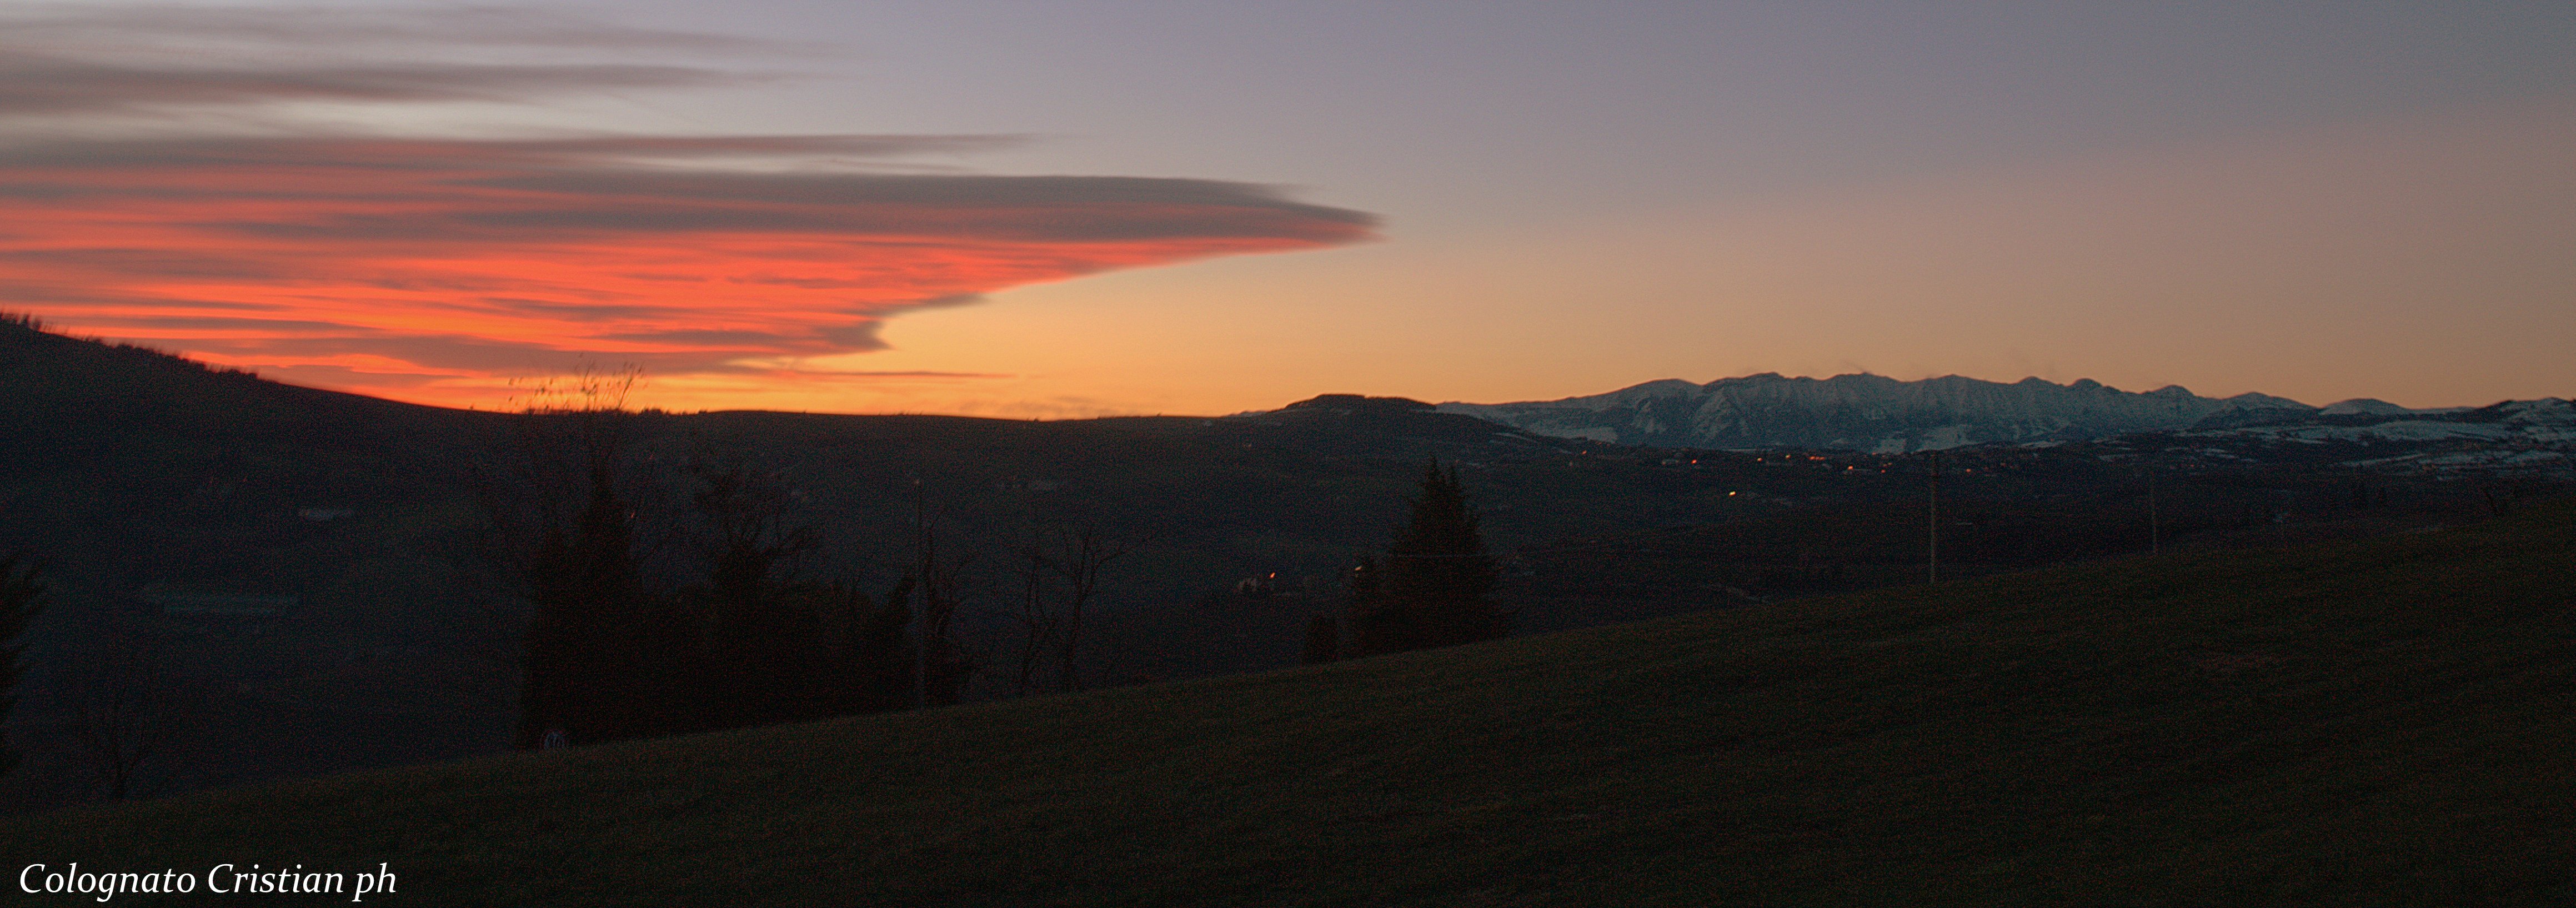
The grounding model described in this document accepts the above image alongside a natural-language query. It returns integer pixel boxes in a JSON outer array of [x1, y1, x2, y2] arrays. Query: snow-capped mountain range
[[1436, 373, 2570, 454]]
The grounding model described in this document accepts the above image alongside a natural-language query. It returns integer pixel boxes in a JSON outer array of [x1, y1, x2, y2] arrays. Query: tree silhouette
[[58, 612, 203, 801], [507, 366, 664, 748], [1346, 459, 1504, 655], [909, 484, 976, 707], [1342, 555, 1397, 656], [517, 450, 658, 747], [1009, 526, 1134, 694], [838, 576, 918, 714], [688, 460, 826, 729]]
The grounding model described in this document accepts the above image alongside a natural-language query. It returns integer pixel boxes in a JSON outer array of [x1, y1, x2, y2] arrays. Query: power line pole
[[1927, 449, 1940, 584]]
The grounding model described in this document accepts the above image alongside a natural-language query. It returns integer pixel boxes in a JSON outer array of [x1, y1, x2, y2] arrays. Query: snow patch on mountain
[[1438, 373, 2316, 452]]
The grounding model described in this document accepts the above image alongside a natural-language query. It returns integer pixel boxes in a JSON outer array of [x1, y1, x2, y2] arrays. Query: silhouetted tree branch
[[56, 614, 201, 801], [1009, 527, 1137, 694]]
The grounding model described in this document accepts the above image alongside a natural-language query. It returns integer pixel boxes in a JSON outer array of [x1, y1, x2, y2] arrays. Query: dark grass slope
[[9, 501, 2576, 905]]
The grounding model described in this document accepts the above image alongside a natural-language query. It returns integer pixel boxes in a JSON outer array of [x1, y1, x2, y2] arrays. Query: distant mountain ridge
[[1439, 373, 2346, 452]]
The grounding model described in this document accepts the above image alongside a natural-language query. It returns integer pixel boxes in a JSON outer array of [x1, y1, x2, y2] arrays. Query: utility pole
[[1927, 449, 1940, 584]]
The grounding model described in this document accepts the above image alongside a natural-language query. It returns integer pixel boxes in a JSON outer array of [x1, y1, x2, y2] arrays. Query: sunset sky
[[5, 2, 2570, 415]]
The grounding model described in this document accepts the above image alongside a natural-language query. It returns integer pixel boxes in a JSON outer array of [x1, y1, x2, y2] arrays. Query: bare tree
[[1044, 528, 1133, 693], [910, 481, 977, 706], [55, 614, 201, 801], [1009, 541, 1061, 697], [1008, 526, 1137, 695]]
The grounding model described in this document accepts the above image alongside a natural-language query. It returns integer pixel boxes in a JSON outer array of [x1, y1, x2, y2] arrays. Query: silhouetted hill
[[10, 497, 2572, 904], [0, 320, 1701, 799], [3, 317, 2555, 805]]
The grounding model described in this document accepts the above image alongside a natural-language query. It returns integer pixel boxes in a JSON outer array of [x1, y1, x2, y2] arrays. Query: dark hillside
[[8, 499, 2573, 905], [0, 318, 515, 797], [0, 321, 1716, 798], [0, 317, 497, 581], [1, 316, 2544, 804]]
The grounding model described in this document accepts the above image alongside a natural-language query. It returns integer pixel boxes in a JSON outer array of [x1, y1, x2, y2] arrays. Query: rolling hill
[[1, 314, 2555, 806], [7, 495, 2572, 905], [0, 317, 1773, 799]]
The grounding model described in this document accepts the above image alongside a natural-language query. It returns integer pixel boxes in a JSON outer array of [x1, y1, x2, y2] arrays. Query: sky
[[3, 2, 2570, 415]]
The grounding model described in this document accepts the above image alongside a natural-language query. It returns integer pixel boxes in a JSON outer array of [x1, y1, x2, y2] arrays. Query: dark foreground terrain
[[8, 497, 2571, 905], [15, 313, 2545, 802]]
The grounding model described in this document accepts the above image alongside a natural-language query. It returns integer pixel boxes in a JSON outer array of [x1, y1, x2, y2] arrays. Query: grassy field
[[9, 316, 2532, 801], [7, 500, 2574, 905]]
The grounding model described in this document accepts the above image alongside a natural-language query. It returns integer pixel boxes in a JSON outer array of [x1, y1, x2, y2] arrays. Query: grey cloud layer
[[6, 135, 1377, 247], [0, 51, 746, 116], [0, 4, 806, 117], [5, 4, 798, 53], [0, 2, 1377, 392]]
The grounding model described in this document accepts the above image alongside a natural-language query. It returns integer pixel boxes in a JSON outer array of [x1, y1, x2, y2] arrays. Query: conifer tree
[[1347, 459, 1504, 655], [505, 366, 668, 748], [517, 456, 655, 748]]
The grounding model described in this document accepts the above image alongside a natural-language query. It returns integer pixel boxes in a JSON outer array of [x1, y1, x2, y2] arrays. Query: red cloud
[[0, 135, 1376, 405], [0, 6, 1375, 409]]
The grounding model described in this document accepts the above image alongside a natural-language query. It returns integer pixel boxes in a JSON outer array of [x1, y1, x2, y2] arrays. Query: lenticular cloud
[[0, 6, 1376, 406]]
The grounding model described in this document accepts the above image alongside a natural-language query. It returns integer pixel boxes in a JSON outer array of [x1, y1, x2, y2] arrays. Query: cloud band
[[0, 5, 1377, 407]]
